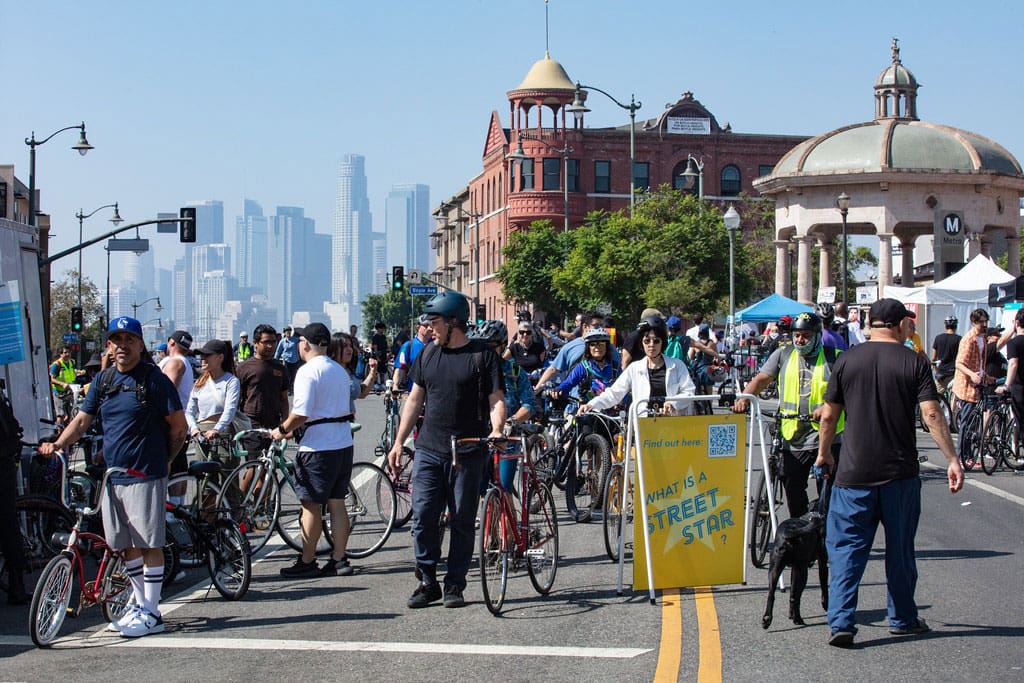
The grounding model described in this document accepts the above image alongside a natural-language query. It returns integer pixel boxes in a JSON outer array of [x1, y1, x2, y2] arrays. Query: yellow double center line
[[653, 586, 722, 682]]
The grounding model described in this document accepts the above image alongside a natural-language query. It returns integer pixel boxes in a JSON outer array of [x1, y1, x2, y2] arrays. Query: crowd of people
[[3, 291, 993, 650]]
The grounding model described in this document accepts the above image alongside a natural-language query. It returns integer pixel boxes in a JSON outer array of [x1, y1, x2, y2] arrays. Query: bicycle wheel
[[166, 473, 222, 567], [392, 446, 414, 528], [1004, 414, 1024, 470], [344, 462, 396, 559], [478, 487, 508, 615], [602, 465, 632, 562], [217, 460, 281, 554], [750, 471, 782, 569], [207, 518, 252, 601], [525, 480, 558, 595], [16, 496, 77, 569], [99, 552, 132, 624], [532, 442, 560, 492], [566, 434, 610, 523], [981, 410, 1005, 475], [29, 552, 74, 647], [275, 484, 333, 555], [162, 532, 181, 586]]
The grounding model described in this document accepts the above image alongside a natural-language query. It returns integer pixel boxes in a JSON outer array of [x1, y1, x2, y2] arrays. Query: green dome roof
[[771, 119, 1021, 176], [875, 62, 918, 88]]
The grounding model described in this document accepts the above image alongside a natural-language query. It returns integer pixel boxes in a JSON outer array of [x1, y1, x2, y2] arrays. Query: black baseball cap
[[294, 322, 331, 346], [169, 330, 193, 350], [196, 339, 231, 356], [869, 298, 915, 328]]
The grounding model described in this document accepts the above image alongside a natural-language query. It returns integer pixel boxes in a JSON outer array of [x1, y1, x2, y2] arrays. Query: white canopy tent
[[886, 255, 1014, 345]]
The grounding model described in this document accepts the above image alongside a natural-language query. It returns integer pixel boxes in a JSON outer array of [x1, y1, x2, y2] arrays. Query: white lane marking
[[921, 461, 1024, 507], [111, 636, 652, 658]]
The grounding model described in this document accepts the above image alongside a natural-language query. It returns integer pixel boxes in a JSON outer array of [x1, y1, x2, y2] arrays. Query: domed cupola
[[874, 38, 920, 120], [507, 52, 577, 135]]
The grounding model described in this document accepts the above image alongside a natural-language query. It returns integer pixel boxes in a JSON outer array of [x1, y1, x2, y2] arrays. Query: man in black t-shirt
[[371, 322, 389, 374], [816, 299, 963, 648], [236, 324, 290, 457], [996, 309, 1024, 426], [387, 292, 505, 609], [931, 316, 962, 390]]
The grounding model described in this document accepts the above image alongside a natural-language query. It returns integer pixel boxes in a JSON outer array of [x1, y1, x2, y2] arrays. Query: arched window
[[720, 165, 741, 197]]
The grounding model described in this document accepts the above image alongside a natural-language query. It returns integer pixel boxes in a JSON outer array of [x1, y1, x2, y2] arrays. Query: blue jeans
[[957, 400, 978, 462], [410, 446, 485, 590], [826, 478, 922, 634]]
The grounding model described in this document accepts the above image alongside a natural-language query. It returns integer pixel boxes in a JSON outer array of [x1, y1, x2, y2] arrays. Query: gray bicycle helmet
[[814, 302, 835, 322], [582, 327, 611, 344], [469, 319, 508, 344], [421, 291, 470, 323]]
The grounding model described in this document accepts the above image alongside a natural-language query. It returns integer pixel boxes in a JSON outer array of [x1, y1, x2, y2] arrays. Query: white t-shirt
[[159, 354, 194, 410], [292, 354, 352, 452]]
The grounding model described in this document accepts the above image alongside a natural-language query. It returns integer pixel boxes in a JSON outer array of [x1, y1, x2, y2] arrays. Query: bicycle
[[28, 465, 139, 647], [375, 389, 414, 527], [981, 391, 1024, 474], [748, 411, 813, 569], [602, 429, 633, 563], [956, 383, 993, 471], [473, 434, 559, 615], [217, 428, 397, 558], [165, 459, 252, 601]]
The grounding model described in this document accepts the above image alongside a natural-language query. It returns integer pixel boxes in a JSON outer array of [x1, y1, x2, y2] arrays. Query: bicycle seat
[[188, 460, 223, 477]]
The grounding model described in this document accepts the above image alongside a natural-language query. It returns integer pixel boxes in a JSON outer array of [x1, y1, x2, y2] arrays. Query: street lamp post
[[568, 83, 641, 216], [507, 132, 572, 232], [836, 192, 851, 306], [25, 122, 93, 229], [75, 203, 122, 307], [131, 296, 163, 320], [723, 205, 741, 346], [681, 155, 705, 199]]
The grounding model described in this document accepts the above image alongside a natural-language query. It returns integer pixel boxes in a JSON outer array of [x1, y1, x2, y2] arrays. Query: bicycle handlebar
[[83, 466, 145, 517]]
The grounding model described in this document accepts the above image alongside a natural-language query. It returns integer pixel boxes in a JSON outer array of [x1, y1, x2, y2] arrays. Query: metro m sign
[[933, 209, 965, 280]]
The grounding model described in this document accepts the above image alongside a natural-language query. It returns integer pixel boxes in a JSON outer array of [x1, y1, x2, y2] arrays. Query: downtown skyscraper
[[332, 154, 374, 306], [385, 183, 431, 275]]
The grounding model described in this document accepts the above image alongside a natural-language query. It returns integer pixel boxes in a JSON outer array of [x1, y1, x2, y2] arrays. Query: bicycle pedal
[[526, 548, 545, 557]]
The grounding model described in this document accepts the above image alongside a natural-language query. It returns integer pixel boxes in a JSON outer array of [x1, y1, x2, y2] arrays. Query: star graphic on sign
[[649, 465, 731, 554]]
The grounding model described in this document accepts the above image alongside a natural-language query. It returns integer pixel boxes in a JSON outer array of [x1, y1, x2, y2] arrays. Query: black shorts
[[293, 447, 353, 504]]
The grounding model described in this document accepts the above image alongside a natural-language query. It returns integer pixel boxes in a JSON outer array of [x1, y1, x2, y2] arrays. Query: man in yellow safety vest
[[734, 312, 843, 517]]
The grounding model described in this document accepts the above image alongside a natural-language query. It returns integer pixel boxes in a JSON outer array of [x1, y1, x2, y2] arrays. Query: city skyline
[[3, 2, 1022, 304]]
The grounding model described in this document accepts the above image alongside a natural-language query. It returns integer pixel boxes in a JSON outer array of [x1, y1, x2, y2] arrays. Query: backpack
[[95, 362, 170, 447]]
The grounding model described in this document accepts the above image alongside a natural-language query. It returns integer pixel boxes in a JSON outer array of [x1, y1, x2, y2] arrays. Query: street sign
[[409, 285, 438, 296], [62, 333, 79, 343], [408, 269, 423, 284]]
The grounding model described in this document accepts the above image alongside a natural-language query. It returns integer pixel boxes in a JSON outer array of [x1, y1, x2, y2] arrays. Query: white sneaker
[[106, 602, 139, 633], [119, 609, 165, 638]]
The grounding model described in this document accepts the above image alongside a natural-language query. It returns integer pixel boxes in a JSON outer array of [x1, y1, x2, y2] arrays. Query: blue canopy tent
[[735, 293, 813, 323]]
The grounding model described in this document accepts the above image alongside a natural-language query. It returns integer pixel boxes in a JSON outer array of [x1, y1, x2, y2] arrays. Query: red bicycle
[[28, 465, 140, 647], [472, 431, 559, 615]]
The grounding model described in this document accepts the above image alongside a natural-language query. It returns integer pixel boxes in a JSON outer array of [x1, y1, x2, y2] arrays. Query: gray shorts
[[293, 447, 353, 504], [102, 478, 168, 551]]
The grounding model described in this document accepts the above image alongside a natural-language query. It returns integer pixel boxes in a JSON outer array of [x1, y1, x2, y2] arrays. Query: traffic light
[[70, 307, 83, 332], [179, 207, 197, 243], [476, 304, 486, 323], [392, 266, 405, 291]]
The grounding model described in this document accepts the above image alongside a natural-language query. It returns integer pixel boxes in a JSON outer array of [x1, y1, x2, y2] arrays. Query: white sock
[[125, 557, 145, 607], [142, 566, 163, 617]]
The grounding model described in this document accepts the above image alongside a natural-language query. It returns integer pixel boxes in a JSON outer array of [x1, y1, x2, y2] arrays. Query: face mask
[[795, 332, 821, 357]]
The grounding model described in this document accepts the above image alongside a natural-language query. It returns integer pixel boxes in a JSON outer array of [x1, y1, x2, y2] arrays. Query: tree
[[49, 269, 104, 355], [553, 187, 746, 325], [359, 289, 423, 340], [496, 220, 577, 322]]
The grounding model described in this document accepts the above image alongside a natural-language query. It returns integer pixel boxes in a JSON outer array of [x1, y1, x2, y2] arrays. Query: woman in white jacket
[[580, 315, 696, 416]]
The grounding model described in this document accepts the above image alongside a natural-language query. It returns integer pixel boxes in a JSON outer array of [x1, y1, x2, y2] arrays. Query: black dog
[[761, 510, 828, 629]]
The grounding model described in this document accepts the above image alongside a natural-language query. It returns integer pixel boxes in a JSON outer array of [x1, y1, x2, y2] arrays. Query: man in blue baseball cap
[[40, 316, 187, 637]]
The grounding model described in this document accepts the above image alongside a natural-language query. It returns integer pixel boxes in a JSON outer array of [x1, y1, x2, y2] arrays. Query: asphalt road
[[2, 396, 1022, 682]]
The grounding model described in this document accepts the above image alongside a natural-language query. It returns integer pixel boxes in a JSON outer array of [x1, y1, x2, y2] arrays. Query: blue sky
[[2, 0, 1021, 286]]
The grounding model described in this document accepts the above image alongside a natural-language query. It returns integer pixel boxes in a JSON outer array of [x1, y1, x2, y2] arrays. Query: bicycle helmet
[[421, 291, 470, 324], [637, 314, 666, 333], [468, 319, 508, 345], [814, 302, 835, 323], [944, 316, 958, 329], [582, 327, 611, 344], [791, 312, 823, 332]]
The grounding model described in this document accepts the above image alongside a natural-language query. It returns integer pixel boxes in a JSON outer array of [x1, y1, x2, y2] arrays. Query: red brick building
[[432, 53, 808, 325]]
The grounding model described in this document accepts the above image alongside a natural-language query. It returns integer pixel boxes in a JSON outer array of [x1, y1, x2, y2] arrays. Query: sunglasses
[[642, 337, 663, 346]]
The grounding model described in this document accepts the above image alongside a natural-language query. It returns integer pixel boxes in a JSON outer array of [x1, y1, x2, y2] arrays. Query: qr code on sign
[[707, 423, 737, 458]]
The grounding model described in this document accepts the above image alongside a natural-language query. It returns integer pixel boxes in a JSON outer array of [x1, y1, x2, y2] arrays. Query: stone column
[[796, 236, 813, 304], [979, 234, 993, 258], [878, 233, 894, 297], [899, 237, 914, 287], [774, 240, 790, 296], [818, 237, 833, 293], [1007, 235, 1021, 276]]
